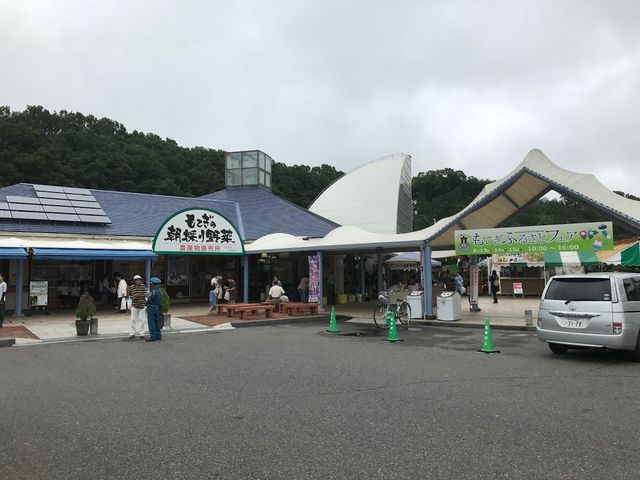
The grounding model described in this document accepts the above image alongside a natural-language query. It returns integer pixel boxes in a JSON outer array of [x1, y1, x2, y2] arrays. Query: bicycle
[[373, 291, 412, 329]]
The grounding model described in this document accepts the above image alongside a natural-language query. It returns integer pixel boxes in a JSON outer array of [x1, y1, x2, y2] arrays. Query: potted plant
[[159, 288, 171, 329], [75, 292, 96, 336]]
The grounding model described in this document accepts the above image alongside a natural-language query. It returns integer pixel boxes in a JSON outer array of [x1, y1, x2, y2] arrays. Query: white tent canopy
[[385, 252, 442, 268], [246, 149, 640, 254]]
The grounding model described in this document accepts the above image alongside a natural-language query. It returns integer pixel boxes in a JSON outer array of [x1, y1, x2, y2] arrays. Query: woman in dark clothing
[[489, 270, 500, 303]]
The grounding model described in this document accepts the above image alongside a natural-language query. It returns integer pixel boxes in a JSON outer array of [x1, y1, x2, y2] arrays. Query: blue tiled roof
[[201, 186, 338, 239], [0, 183, 338, 241]]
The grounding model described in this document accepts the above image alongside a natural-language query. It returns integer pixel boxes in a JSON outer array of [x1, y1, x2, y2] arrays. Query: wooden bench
[[236, 304, 275, 320], [282, 302, 319, 316], [217, 303, 263, 317]]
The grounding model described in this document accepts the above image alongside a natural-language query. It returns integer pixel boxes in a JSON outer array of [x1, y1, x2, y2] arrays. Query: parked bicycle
[[373, 291, 411, 329]]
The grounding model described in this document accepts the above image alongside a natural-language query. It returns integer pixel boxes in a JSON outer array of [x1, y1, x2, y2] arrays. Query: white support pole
[[422, 242, 433, 318], [318, 251, 324, 311]]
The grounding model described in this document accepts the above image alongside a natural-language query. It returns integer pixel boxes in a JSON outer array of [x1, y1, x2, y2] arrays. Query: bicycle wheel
[[373, 304, 389, 329], [397, 302, 411, 325]]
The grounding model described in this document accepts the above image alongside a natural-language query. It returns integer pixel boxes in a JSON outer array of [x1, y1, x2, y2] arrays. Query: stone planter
[[75, 319, 90, 336], [89, 317, 99, 335]]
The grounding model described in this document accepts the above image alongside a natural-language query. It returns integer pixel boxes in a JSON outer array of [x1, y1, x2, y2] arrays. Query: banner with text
[[308, 255, 320, 303], [455, 222, 614, 256], [153, 208, 244, 255]]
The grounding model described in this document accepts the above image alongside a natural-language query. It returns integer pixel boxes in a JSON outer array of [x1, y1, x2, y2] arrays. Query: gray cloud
[[1, 0, 639, 195]]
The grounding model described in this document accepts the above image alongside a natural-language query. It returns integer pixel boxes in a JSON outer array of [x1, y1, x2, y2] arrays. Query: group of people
[[123, 274, 164, 342], [56, 281, 87, 309], [441, 267, 501, 304], [207, 275, 237, 314]]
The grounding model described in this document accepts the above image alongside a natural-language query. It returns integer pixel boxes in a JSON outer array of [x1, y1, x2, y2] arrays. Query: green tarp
[[621, 244, 640, 266]]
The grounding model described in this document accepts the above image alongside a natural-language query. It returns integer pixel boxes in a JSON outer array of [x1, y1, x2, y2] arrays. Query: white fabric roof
[[247, 149, 640, 254], [0, 236, 153, 250], [308, 153, 412, 234]]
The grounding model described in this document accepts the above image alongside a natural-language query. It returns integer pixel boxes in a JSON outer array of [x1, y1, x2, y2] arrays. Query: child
[[208, 280, 218, 315]]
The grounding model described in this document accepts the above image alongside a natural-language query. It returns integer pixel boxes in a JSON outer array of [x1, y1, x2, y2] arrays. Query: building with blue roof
[[0, 150, 338, 314]]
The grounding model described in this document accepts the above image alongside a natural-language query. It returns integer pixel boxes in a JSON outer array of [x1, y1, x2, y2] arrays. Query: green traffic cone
[[477, 317, 500, 353], [386, 309, 392, 327], [387, 311, 400, 342], [327, 306, 340, 333]]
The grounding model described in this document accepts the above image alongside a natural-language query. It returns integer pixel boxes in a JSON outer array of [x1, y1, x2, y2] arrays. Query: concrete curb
[[0, 337, 16, 347], [409, 320, 536, 332], [231, 314, 330, 328]]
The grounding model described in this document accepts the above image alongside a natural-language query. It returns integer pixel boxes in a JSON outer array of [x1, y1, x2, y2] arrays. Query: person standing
[[145, 277, 162, 342], [115, 273, 128, 313], [225, 277, 237, 304], [0, 272, 6, 328], [208, 278, 218, 315], [297, 276, 309, 302], [128, 275, 147, 339], [489, 270, 500, 304], [454, 272, 465, 295]]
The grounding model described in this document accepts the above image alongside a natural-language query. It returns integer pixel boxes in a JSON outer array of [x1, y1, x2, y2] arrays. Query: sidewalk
[[335, 295, 539, 331], [0, 303, 233, 345]]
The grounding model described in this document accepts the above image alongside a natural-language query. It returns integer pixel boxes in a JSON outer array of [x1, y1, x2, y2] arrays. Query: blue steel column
[[422, 242, 433, 318], [377, 253, 383, 294], [144, 259, 151, 287], [14, 258, 24, 316], [318, 251, 324, 311], [243, 255, 249, 303]]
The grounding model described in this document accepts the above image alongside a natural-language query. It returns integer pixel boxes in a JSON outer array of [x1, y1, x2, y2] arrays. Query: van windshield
[[545, 278, 611, 302]]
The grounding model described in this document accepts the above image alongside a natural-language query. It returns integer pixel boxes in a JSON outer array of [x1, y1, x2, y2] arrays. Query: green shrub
[[160, 288, 171, 314], [75, 292, 97, 321]]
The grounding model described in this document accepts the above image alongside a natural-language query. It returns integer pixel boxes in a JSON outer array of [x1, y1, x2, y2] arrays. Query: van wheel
[[630, 334, 640, 362], [548, 343, 568, 354]]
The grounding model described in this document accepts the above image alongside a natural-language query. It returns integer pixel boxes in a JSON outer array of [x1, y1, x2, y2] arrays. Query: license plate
[[561, 319, 584, 328]]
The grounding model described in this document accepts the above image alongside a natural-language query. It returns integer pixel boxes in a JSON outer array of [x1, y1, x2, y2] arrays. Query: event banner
[[153, 208, 244, 255], [455, 222, 614, 255], [308, 255, 320, 303]]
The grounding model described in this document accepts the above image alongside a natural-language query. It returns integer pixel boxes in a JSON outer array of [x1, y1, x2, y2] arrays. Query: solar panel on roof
[[33, 185, 65, 193], [74, 208, 106, 216], [67, 194, 96, 202], [79, 215, 112, 223], [70, 201, 101, 209], [6, 196, 41, 204], [42, 205, 77, 214], [39, 198, 72, 206], [8, 203, 44, 212], [63, 187, 92, 195], [36, 191, 68, 199], [12, 211, 47, 220], [46, 213, 81, 222]]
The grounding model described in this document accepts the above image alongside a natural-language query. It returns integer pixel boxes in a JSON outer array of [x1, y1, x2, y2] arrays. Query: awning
[[544, 251, 600, 267], [385, 252, 442, 268], [601, 241, 640, 266], [32, 248, 157, 261], [0, 247, 27, 259]]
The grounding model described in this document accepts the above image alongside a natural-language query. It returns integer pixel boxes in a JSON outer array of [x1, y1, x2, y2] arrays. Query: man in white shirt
[[268, 281, 286, 309], [115, 273, 128, 314], [0, 272, 6, 327]]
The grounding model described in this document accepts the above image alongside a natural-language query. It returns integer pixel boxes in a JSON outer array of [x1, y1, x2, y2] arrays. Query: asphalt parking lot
[[1, 322, 640, 479]]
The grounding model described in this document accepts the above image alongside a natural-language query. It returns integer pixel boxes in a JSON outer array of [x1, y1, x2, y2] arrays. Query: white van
[[536, 273, 640, 360]]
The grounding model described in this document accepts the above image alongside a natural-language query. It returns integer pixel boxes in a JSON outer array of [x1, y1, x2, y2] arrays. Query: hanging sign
[[455, 222, 614, 256], [153, 208, 245, 255]]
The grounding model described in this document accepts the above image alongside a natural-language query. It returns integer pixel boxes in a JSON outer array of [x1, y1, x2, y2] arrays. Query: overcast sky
[[2, 1, 639, 195]]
